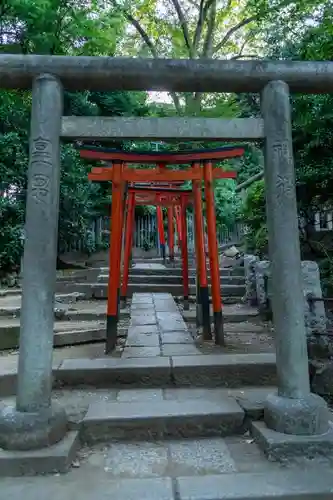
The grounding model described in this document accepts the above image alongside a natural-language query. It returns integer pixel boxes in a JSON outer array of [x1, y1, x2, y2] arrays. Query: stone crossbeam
[[0, 55, 333, 92], [61, 117, 264, 141]]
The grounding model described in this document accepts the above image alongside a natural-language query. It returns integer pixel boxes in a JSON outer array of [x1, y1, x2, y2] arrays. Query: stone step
[[0, 292, 87, 318], [105, 266, 245, 277], [0, 289, 21, 298], [1, 459, 331, 498], [0, 319, 127, 350], [55, 353, 276, 389], [53, 282, 245, 305], [0, 298, 129, 321], [183, 305, 259, 324], [56, 269, 100, 283], [184, 295, 245, 305], [92, 283, 246, 299], [98, 274, 245, 286], [175, 469, 333, 500], [80, 395, 245, 444]]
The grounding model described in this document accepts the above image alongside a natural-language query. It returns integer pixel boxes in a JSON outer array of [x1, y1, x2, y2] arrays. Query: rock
[[311, 360, 333, 398], [244, 254, 259, 306], [254, 260, 271, 317], [223, 245, 240, 258]]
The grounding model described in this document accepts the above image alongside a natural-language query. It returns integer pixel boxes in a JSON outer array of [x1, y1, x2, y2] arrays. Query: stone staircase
[[95, 262, 246, 301], [0, 263, 333, 498]]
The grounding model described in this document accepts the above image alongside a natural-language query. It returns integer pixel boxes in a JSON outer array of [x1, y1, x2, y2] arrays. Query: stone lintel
[[0, 431, 79, 476], [1, 56, 333, 93], [251, 421, 333, 461], [61, 116, 264, 141]]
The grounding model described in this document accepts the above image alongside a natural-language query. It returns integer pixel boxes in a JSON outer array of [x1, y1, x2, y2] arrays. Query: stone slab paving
[[124, 293, 204, 358], [1, 437, 332, 499]]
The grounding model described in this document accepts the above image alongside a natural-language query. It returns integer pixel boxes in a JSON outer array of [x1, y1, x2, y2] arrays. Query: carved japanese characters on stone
[[30, 137, 53, 204], [31, 173, 50, 204]]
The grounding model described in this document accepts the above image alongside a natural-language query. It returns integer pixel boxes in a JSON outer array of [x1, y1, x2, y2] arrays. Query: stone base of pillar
[[0, 431, 79, 477], [252, 392, 333, 460], [264, 392, 330, 435], [252, 420, 333, 461], [0, 402, 67, 451]]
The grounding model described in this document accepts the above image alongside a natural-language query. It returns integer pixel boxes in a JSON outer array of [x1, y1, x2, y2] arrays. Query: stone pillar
[[261, 81, 329, 436], [244, 254, 259, 305], [0, 74, 67, 450]]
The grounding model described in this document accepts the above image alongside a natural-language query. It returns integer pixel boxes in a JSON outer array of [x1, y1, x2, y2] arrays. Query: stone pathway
[[1, 288, 333, 498], [124, 293, 202, 358]]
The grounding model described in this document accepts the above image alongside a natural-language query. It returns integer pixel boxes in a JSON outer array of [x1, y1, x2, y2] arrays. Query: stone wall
[[244, 255, 331, 357]]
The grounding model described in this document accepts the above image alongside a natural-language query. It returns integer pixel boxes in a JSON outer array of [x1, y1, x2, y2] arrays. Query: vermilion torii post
[[156, 207, 166, 262], [168, 207, 175, 262], [193, 173, 211, 340], [106, 162, 125, 353], [204, 161, 224, 345], [120, 190, 135, 307], [179, 201, 190, 310]]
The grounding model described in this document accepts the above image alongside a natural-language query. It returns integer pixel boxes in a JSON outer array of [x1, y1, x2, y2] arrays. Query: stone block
[[117, 389, 164, 402], [302, 260, 330, 356], [171, 353, 277, 388], [161, 344, 202, 356], [103, 441, 169, 478], [0, 431, 79, 476], [311, 360, 333, 397], [168, 438, 237, 476], [232, 387, 276, 420], [80, 397, 245, 443], [128, 325, 159, 335], [0, 370, 17, 397], [157, 312, 188, 332], [251, 420, 333, 461], [160, 331, 193, 344], [254, 261, 271, 316], [126, 334, 160, 347], [0, 321, 19, 350], [122, 346, 161, 358], [244, 254, 259, 305], [55, 357, 172, 388], [130, 314, 156, 326], [177, 469, 333, 500], [154, 301, 179, 313]]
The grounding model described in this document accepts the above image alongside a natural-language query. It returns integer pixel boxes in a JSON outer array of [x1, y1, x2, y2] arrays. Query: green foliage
[[0, 197, 24, 276], [240, 4, 333, 266], [0, 0, 149, 275], [241, 180, 267, 256], [213, 179, 241, 231]]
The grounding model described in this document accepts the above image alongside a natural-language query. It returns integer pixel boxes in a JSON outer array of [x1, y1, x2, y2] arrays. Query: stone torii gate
[[0, 56, 332, 461]]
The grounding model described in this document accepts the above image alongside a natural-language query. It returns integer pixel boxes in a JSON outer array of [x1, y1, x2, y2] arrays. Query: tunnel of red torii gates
[[80, 145, 245, 354]]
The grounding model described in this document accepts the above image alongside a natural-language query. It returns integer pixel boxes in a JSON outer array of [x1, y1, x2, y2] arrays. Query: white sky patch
[[148, 91, 173, 103]]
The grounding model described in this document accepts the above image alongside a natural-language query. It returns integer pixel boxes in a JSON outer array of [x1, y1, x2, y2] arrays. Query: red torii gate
[[127, 179, 186, 263], [82, 146, 244, 353], [121, 186, 193, 311]]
